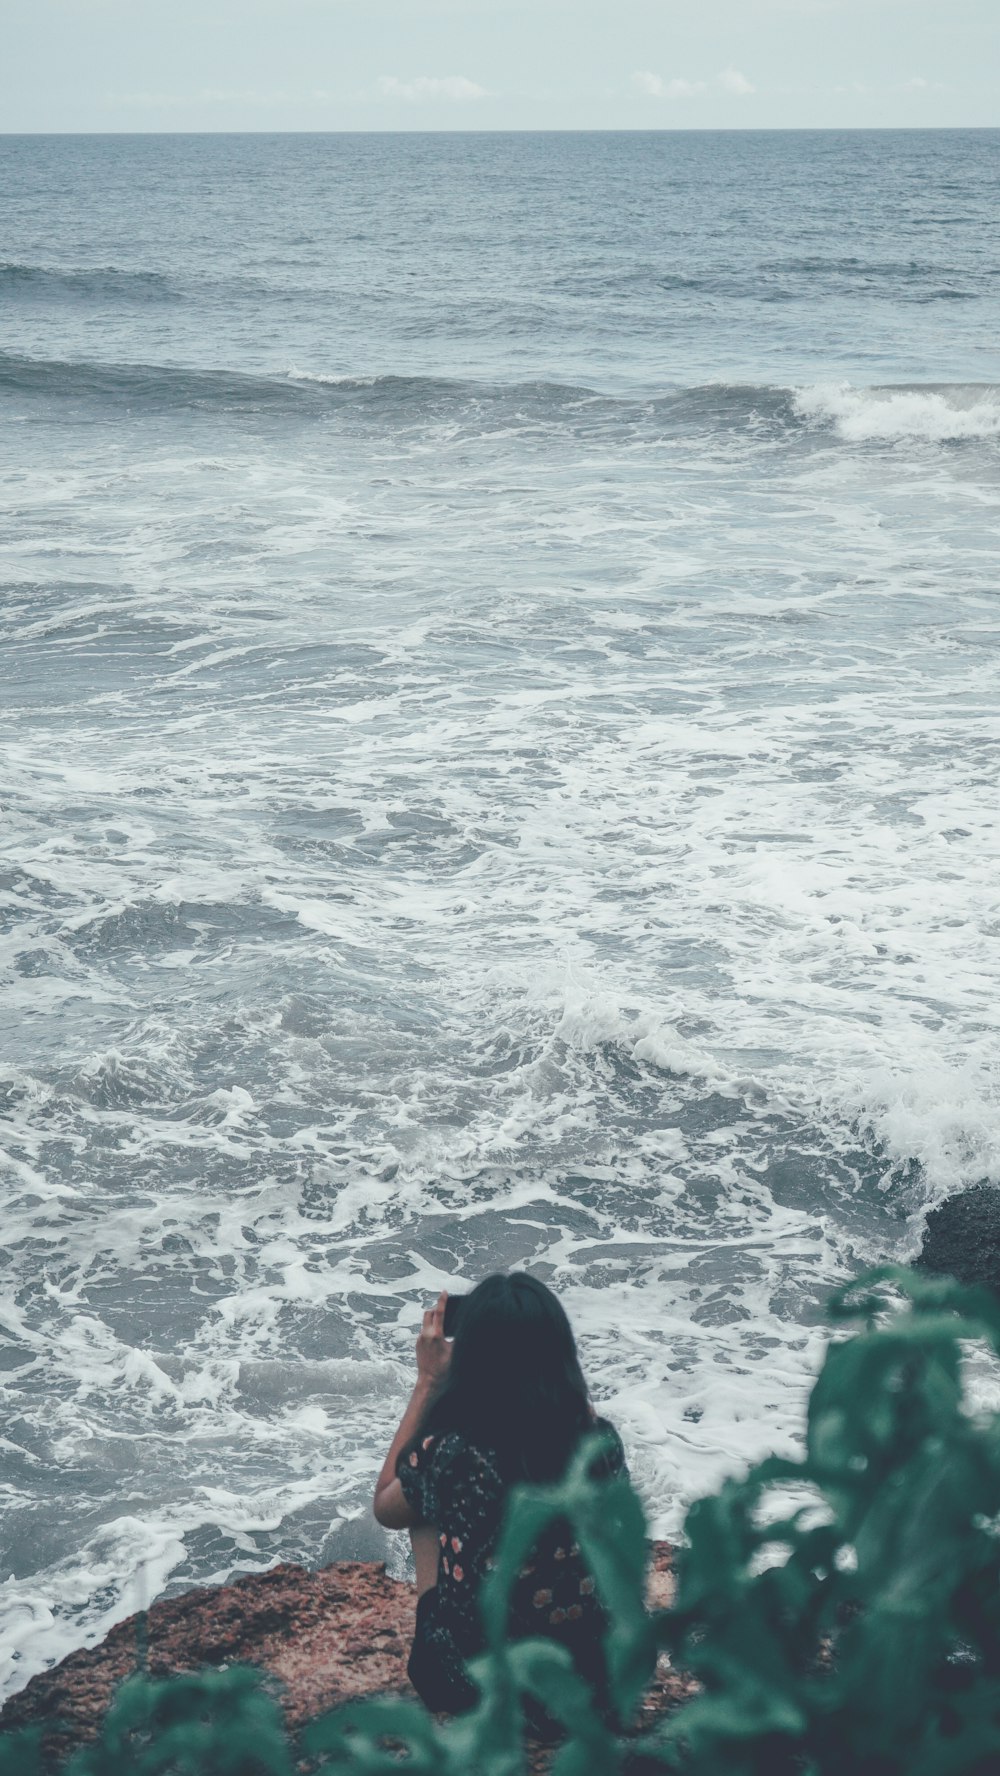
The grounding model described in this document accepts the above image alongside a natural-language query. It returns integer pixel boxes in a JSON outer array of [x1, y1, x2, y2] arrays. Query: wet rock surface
[[1, 1544, 691, 1770], [915, 1184, 1000, 1296]]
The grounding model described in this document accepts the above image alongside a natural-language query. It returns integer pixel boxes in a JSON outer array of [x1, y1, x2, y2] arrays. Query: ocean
[[1, 128, 999, 1698]]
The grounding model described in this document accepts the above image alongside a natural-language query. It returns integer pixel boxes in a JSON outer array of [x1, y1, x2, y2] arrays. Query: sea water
[[1, 129, 999, 1698]]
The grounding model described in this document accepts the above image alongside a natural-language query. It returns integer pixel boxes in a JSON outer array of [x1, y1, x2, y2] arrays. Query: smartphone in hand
[[443, 1294, 467, 1338]]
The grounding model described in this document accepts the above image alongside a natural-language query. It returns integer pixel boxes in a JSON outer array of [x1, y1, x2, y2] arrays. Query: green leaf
[[0, 1730, 42, 1776], [303, 1693, 445, 1771]]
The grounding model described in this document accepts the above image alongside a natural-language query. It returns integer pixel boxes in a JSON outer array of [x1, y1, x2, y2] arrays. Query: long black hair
[[408, 1272, 594, 1483]]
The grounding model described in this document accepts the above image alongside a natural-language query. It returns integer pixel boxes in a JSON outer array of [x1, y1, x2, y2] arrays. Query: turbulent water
[[2, 129, 999, 1698]]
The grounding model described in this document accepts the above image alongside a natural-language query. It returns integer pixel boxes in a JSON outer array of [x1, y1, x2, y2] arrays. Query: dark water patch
[[13, 948, 67, 978], [67, 896, 301, 963], [0, 262, 181, 304], [266, 1305, 373, 1364], [921, 287, 979, 301], [68, 900, 201, 959], [3, 1499, 127, 1583], [0, 867, 82, 912], [370, 1204, 587, 1285], [0, 352, 538, 421], [70, 1051, 187, 1112], [0, 351, 318, 416], [76, 1265, 235, 1346], [236, 1357, 396, 1411]]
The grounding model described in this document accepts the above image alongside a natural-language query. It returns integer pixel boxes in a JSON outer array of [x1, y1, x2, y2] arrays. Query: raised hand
[[416, 1290, 452, 1391]]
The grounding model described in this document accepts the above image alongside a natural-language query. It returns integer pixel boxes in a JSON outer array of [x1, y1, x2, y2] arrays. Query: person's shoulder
[[396, 1427, 475, 1506], [431, 1429, 504, 1491], [435, 1428, 500, 1467]]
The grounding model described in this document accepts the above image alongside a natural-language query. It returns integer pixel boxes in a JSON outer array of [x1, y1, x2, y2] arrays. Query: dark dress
[[396, 1419, 626, 1716]]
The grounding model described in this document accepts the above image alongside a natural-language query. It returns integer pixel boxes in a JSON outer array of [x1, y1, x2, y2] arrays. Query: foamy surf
[[2, 127, 999, 1704], [794, 381, 1000, 443]]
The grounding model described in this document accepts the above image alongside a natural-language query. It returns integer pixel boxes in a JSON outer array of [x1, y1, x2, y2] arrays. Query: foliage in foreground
[[3, 1269, 1000, 1775]]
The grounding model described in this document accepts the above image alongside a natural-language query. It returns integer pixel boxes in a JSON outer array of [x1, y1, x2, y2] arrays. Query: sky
[[3, 0, 999, 133]]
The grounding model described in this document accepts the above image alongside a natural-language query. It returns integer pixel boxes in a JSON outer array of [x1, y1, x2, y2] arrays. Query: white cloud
[[717, 68, 755, 94], [376, 75, 488, 103], [631, 71, 707, 99], [633, 68, 756, 100]]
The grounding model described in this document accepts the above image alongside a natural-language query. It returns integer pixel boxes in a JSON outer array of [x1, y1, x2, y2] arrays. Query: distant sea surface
[[2, 131, 999, 1697]]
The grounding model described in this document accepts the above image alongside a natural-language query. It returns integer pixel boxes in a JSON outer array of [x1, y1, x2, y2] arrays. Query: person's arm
[[373, 1290, 451, 1529]]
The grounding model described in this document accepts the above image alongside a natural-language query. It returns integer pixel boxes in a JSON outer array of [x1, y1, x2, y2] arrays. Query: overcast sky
[[4, 0, 999, 133]]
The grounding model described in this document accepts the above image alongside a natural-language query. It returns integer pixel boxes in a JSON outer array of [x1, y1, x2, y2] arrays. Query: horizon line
[[3, 124, 1000, 138]]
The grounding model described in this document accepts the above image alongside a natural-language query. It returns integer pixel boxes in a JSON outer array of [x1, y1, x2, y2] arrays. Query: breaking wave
[[793, 382, 1000, 444]]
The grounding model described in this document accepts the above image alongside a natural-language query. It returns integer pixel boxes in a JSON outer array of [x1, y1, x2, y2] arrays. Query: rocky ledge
[[0, 1545, 689, 1769]]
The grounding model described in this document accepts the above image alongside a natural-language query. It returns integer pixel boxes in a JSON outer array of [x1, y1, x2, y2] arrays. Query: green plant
[[67, 1668, 292, 1776], [649, 1267, 1000, 1774], [4, 1269, 999, 1774]]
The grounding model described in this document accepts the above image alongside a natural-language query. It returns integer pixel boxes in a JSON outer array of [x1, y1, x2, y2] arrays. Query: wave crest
[[0, 261, 179, 303], [794, 382, 1000, 444]]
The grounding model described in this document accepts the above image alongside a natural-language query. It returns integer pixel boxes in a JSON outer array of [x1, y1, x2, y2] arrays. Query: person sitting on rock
[[373, 1271, 626, 1716]]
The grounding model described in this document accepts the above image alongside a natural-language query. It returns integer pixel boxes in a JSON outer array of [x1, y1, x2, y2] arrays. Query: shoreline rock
[[0, 1544, 690, 1769], [915, 1183, 1000, 1296]]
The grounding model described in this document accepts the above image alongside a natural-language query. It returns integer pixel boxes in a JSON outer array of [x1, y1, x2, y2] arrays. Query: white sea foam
[[794, 382, 1000, 443], [285, 366, 379, 388]]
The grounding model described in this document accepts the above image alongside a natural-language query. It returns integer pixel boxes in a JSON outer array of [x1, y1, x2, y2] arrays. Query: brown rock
[[0, 1544, 693, 1771]]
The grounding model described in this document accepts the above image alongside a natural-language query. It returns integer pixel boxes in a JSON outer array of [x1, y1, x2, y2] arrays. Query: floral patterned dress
[[397, 1419, 626, 1715]]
